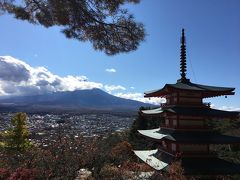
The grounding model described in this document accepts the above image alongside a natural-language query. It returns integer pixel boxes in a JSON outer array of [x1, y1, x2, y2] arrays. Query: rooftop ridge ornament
[[178, 29, 190, 83]]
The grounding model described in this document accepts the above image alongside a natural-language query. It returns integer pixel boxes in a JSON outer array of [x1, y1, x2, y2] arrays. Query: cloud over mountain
[[104, 85, 126, 93], [114, 92, 166, 105], [0, 56, 165, 105], [0, 56, 103, 96], [1, 56, 239, 109], [0, 58, 30, 82]]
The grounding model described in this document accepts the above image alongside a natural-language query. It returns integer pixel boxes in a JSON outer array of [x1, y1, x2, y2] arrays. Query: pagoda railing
[[158, 146, 176, 157], [160, 124, 208, 129], [181, 152, 217, 157]]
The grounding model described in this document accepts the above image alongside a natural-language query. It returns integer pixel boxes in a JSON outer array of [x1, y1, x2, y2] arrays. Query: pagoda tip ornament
[[178, 28, 190, 83]]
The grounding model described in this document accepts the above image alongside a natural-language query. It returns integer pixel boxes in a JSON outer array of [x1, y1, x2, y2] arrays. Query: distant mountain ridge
[[0, 89, 153, 112]]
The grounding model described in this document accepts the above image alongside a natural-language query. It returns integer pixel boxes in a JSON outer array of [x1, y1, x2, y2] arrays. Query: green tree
[[0, 0, 145, 55], [4, 112, 31, 151]]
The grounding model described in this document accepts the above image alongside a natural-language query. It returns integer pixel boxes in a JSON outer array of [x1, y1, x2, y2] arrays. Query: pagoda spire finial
[[178, 29, 190, 83], [180, 29, 187, 79]]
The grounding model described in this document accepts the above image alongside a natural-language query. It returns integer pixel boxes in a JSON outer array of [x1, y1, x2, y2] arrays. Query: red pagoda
[[133, 29, 240, 175]]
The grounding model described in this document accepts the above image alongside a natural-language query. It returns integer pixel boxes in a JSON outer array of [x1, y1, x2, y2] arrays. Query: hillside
[[0, 88, 153, 112]]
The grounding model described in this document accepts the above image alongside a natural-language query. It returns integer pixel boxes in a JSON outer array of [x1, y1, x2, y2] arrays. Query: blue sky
[[0, 0, 240, 109]]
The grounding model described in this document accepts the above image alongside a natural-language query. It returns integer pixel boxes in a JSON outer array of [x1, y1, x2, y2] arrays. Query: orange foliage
[[122, 161, 152, 172], [165, 161, 186, 180], [110, 141, 132, 158]]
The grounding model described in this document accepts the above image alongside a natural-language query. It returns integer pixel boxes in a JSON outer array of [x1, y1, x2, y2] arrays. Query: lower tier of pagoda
[[133, 149, 168, 170], [137, 128, 240, 158], [138, 128, 240, 144], [133, 149, 240, 175], [141, 106, 238, 117]]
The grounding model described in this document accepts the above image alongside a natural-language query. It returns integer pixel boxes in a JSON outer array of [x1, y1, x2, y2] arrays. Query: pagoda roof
[[144, 81, 235, 98], [141, 108, 164, 115], [134, 148, 240, 174], [138, 128, 166, 140], [133, 148, 240, 174], [138, 128, 240, 144], [144, 29, 236, 99], [133, 149, 169, 170], [141, 106, 239, 117], [165, 131, 240, 144]]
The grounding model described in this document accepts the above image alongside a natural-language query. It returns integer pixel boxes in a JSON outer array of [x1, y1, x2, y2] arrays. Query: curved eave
[[138, 127, 240, 144], [141, 107, 164, 116], [202, 91, 235, 98], [164, 133, 240, 144], [138, 128, 168, 140], [144, 85, 168, 98], [193, 83, 235, 92], [144, 83, 235, 98], [166, 107, 239, 118], [141, 106, 239, 118], [133, 149, 169, 170]]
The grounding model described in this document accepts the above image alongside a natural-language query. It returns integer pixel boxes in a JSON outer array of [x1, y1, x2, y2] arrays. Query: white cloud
[[105, 68, 116, 73], [114, 92, 165, 105], [104, 85, 126, 93], [218, 106, 240, 112], [0, 56, 30, 82], [204, 103, 240, 112], [130, 86, 135, 89], [0, 56, 179, 106], [0, 56, 103, 96]]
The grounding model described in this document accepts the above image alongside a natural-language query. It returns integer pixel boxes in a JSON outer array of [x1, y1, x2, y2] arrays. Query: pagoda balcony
[[158, 145, 217, 158], [158, 146, 177, 157], [180, 151, 217, 158], [160, 124, 208, 130], [160, 102, 212, 108]]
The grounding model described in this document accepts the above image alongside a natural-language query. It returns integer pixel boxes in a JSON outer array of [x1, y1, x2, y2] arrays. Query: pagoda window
[[179, 92, 201, 97], [165, 95, 171, 105], [179, 144, 208, 152], [173, 97, 178, 104], [171, 143, 177, 151], [179, 120, 204, 127], [166, 94, 179, 105], [165, 119, 169, 126], [162, 141, 167, 149], [179, 116, 203, 120], [173, 119, 177, 127], [178, 97, 202, 105]]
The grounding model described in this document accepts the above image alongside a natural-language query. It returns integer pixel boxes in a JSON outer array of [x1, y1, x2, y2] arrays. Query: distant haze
[[0, 88, 155, 112]]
